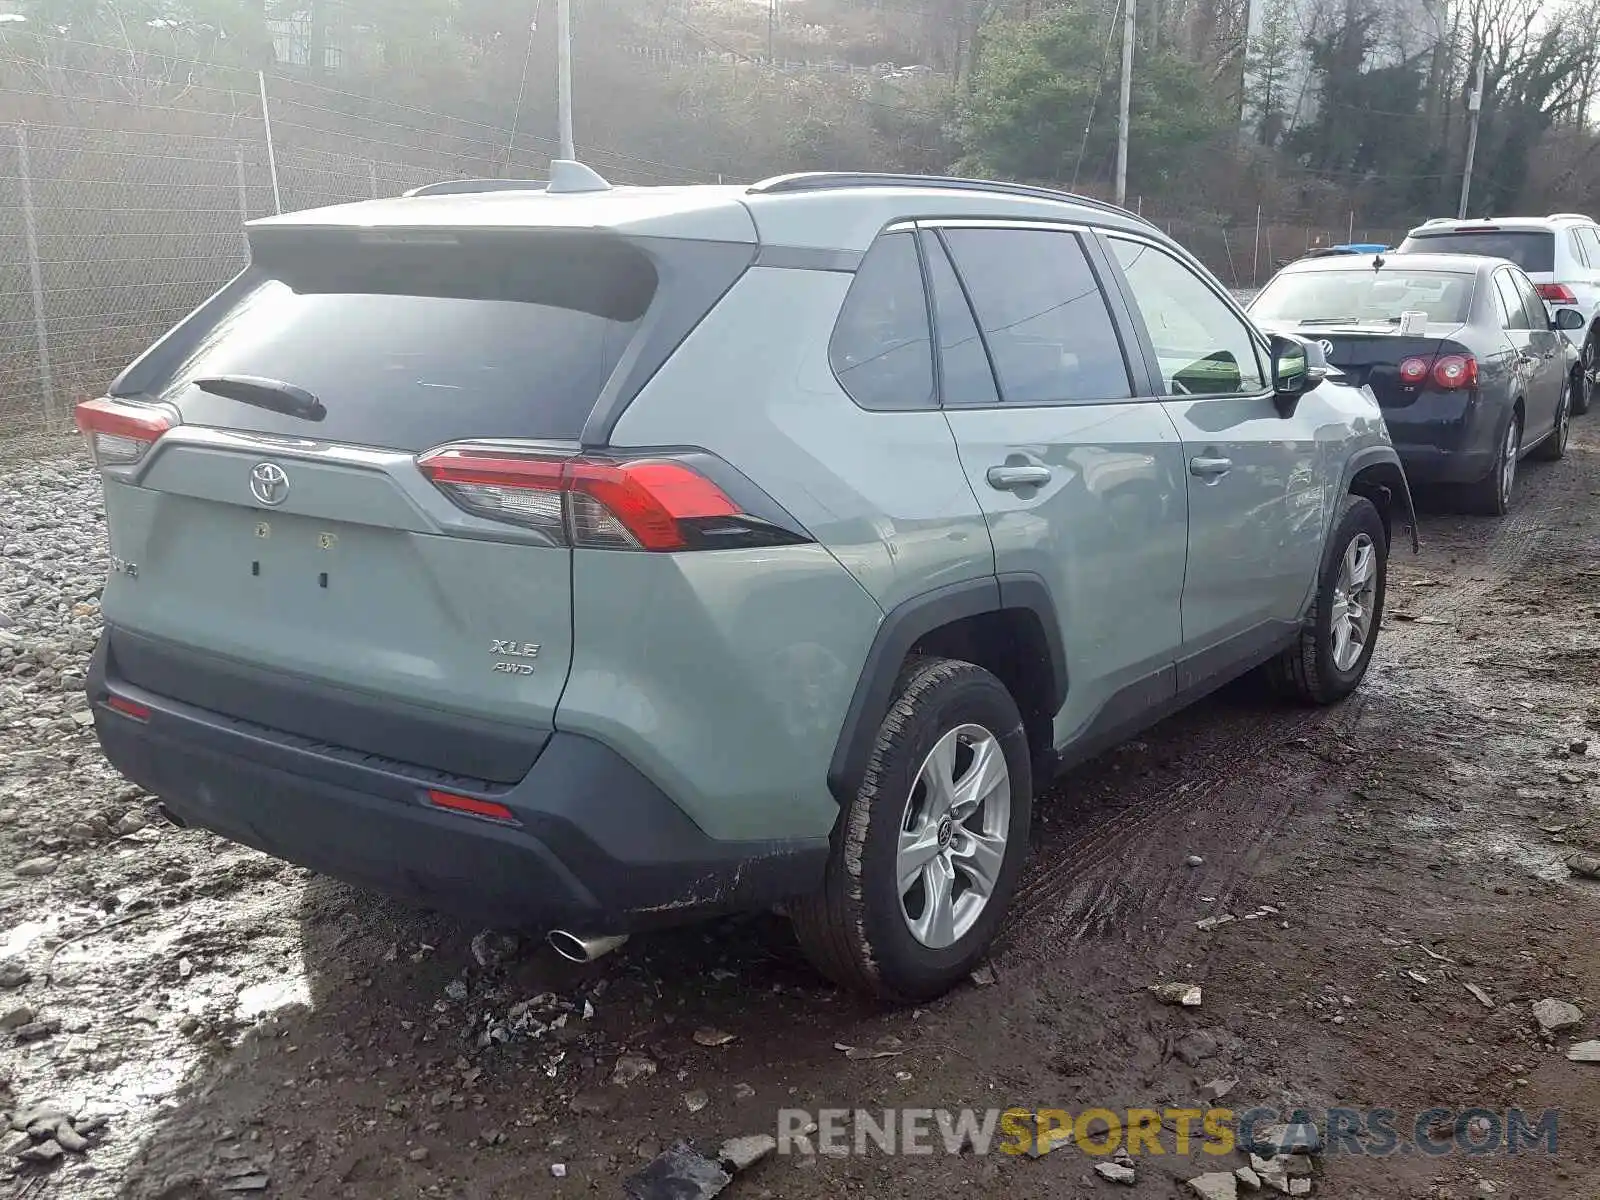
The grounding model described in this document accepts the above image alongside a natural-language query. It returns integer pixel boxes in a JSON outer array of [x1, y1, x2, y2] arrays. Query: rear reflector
[[1537, 283, 1578, 304], [427, 789, 517, 824], [417, 445, 798, 552], [75, 397, 174, 467], [106, 695, 151, 721]]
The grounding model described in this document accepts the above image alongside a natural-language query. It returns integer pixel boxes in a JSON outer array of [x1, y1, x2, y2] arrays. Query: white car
[[1398, 214, 1600, 414]]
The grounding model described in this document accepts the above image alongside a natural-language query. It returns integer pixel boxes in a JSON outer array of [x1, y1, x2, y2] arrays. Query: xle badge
[[491, 640, 541, 676]]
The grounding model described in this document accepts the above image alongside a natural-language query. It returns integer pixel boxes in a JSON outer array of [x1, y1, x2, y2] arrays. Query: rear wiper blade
[[1297, 317, 1362, 326], [195, 375, 326, 422]]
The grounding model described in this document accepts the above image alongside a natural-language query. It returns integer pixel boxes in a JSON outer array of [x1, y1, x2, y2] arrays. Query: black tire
[[1574, 334, 1596, 417], [1268, 494, 1388, 706], [1463, 409, 1521, 516], [1535, 378, 1571, 462], [791, 656, 1032, 1004]]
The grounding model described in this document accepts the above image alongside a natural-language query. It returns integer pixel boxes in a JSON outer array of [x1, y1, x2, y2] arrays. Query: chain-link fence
[[0, 62, 718, 439], [0, 57, 1405, 441]]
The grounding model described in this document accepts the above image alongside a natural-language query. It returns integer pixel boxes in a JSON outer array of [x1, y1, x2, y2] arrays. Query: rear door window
[[919, 232, 999, 406], [1402, 230, 1556, 273], [829, 231, 935, 411], [144, 230, 660, 451], [1579, 228, 1600, 270], [1492, 272, 1529, 329], [1509, 270, 1549, 329], [940, 227, 1132, 404]]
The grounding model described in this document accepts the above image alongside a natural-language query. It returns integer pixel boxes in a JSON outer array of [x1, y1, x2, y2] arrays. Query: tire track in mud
[[999, 436, 1598, 962]]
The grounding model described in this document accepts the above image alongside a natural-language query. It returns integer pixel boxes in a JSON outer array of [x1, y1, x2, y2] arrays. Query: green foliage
[[1243, 0, 1299, 146], [953, 5, 1224, 195]]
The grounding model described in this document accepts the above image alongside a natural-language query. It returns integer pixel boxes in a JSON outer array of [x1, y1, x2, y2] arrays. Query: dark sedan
[[1249, 252, 1583, 515]]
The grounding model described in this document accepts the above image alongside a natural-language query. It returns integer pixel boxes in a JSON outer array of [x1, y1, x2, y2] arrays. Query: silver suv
[[80, 168, 1416, 1002]]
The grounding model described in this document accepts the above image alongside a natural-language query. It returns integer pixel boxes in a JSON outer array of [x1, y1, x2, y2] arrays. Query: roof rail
[[404, 179, 548, 198], [1548, 212, 1592, 221], [1418, 217, 1457, 226], [747, 172, 1145, 222]]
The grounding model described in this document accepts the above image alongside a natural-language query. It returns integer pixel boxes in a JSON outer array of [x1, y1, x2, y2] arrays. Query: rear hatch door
[[99, 224, 744, 782]]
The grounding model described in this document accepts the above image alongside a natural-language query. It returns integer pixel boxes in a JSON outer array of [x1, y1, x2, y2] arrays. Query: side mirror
[[1268, 333, 1321, 416], [1554, 307, 1586, 332]]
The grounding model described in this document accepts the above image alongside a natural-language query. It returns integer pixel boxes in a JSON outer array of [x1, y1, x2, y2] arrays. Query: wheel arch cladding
[[827, 575, 1067, 806], [1343, 447, 1420, 554]]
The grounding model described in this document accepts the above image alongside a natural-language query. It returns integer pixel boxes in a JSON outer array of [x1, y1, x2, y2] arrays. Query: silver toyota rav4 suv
[[81, 167, 1416, 1002]]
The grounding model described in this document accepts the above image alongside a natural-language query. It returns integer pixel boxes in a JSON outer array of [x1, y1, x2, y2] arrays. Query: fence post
[[1253, 205, 1262, 287], [235, 145, 251, 253], [15, 124, 56, 431], [368, 159, 379, 200], [258, 70, 282, 214]]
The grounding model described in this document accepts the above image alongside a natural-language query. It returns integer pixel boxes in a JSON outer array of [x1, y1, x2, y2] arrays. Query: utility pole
[[768, 0, 777, 61], [557, 0, 575, 161], [1457, 58, 1484, 219], [1115, 0, 1135, 207]]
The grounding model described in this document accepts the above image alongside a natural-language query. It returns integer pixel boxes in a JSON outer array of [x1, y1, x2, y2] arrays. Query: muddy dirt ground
[[2, 427, 1599, 1200]]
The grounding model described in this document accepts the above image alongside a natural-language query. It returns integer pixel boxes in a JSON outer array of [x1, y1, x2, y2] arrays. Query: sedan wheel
[[1577, 337, 1597, 415], [1499, 416, 1520, 507]]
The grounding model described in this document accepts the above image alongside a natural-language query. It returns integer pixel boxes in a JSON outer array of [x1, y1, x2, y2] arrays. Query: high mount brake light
[[75, 397, 174, 467], [416, 446, 796, 552]]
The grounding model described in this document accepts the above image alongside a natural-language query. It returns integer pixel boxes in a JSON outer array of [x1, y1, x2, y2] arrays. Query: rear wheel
[[791, 656, 1032, 1003], [1464, 410, 1521, 516], [1268, 495, 1387, 705], [1574, 333, 1596, 416], [1535, 379, 1572, 461]]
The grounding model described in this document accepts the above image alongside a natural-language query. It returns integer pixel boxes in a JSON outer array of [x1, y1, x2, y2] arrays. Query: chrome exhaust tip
[[546, 930, 629, 963]]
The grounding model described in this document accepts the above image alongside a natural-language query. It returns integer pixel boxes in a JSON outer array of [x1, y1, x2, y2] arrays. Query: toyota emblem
[[249, 462, 290, 506]]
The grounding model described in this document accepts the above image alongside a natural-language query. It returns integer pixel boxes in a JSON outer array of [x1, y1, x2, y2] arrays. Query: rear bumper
[[1382, 388, 1503, 485], [88, 634, 827, 931], [1390, 444, 1497, 485]]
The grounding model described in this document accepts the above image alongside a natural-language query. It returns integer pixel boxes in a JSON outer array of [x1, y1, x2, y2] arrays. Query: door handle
[[1189, 455, 1233, 478], [986, 464, 1052, 491], [1518, 354, 1539, 368]]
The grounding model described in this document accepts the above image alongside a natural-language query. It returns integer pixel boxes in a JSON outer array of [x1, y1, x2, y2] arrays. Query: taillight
[[417, 446, 800, 552], [1398, 357, 1431, 386], [1537, 283, 1578, 304], [74, 397, 174, 467], [1432, 355, 1478, 390]]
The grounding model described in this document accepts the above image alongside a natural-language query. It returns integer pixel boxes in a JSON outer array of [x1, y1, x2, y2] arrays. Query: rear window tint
[[146, 231, 658, 451], [1251, 269, 1474, 325], [829, 232, 935, 410], [1400, 230, 1555, 273]]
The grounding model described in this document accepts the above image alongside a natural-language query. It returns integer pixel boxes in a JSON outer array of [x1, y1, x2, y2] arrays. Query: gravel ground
[[2, 433, 1599, 1200]]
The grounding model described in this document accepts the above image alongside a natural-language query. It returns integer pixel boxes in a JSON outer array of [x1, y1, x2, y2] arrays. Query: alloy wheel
[[896, 724, 1011, 949], [1329, 533, 1378, 672], [1500, 417, 1520, 508]]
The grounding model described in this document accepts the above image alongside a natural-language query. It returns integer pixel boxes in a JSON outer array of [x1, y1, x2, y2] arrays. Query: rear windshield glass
[[1251, 269, 1474, 326], [1399, 230, 1555, 273], [144, 230, 657, 451]]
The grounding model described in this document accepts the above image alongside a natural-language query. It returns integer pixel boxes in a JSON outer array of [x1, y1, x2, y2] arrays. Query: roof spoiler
[[404, 160, 613, 199]]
